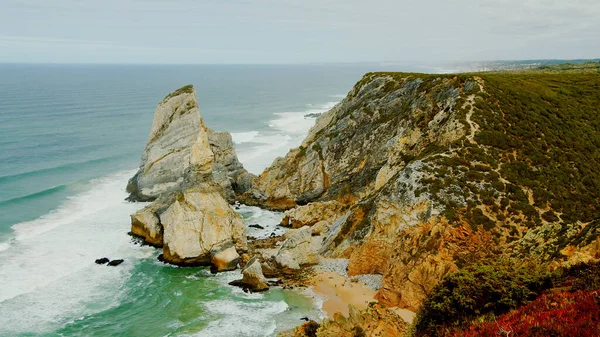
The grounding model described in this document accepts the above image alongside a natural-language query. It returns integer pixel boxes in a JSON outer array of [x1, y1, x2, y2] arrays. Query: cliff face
[[252, 71, 600, 310], [253, 74, 469, 209], [128, 85, 248, 267], [127, 85, 253, 203]]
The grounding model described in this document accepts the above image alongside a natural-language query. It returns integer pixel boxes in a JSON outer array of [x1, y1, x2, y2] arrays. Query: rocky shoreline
[[125, 64, 600, 336], [122, 83, 412, 336]]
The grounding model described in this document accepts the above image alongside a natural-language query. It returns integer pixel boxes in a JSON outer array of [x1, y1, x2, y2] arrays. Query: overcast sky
[[1, 0, 599, 64]]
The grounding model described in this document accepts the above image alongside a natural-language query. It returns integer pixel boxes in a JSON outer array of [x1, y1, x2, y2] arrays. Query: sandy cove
[[307, 261, 416, 324]]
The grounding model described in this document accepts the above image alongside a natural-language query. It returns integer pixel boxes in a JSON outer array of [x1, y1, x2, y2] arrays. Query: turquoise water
[[0, 64, 430, 336]]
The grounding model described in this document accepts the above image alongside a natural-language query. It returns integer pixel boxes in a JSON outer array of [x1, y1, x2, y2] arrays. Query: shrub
[[448, 290, 600, 337], [553, 260, 600, 291], [303, 320, 320, 337], [414, 258, 550, 336]]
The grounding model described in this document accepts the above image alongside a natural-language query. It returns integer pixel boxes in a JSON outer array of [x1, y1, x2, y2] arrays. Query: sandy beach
[[308, 263, 416, 324]]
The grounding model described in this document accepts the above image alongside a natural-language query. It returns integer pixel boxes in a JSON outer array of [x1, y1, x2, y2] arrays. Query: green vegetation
[[414, 259, 600, 337], [365, 64, 600, 241], [345, 64, 600, 243], [475, 71, 600, 224], [414, 258, 550, 336], [162, 84, 194, 102], [502, 61, 600, 74]]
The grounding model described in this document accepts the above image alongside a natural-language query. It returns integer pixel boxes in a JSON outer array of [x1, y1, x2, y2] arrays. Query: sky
[[0, 0, 599, 64]]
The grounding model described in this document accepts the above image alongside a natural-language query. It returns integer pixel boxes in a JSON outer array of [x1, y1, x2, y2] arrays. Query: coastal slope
[[247, 65, 600, 332]]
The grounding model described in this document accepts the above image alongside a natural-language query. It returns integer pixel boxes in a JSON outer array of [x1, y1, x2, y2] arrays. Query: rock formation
[[127, 85, 253, 203], [160, 187, 246, 265], [210, 243, 240, 272], [126, 85, 212, 201], [280, 201, 346, 228], [316, 303, 408, 337], [274, 226, 321, 269], [206, 128, 256, 202], [279, 303, 408, 337], [229, 256, 270, 292], [127, 85, 249, 268], [248, 70, 600, 313]]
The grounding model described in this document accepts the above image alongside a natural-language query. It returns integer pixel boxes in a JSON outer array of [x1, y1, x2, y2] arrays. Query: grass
[[352, 64, 600, 238], [162, 84, 194, 102]]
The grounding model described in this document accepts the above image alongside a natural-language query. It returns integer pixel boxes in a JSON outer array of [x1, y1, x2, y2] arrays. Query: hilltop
[[239, 63, 600, 336]]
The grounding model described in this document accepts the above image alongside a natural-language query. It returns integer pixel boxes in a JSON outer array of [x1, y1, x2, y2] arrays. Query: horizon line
[[0, 58, 598, 67]]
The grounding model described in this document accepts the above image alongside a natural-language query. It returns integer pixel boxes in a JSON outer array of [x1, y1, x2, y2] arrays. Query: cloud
[[0, 35, 116, 45], [0, 0, 598, 63]]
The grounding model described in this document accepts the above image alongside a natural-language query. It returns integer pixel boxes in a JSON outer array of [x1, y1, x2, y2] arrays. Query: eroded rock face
[[127, 85, 212, 201], [127, 85, 250, 270], [311, 221, 332, 236], [127, 85, 252, 203], [160, 187, 247, 265], [250, 74, 477, 311], [316, 303, 408, 337], [280, 201, 346, 229], [129, 197, 173, 247], [250, 75, 465, 210], [275, 226, 321, 269], [207, 128, 256, 202]]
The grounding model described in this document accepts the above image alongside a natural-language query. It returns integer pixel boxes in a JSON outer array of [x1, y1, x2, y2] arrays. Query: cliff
[[127, 85, 249, 267], [125, 66, 600, 336], [249, 67, 600, 314], [127, 85, 253, 203]]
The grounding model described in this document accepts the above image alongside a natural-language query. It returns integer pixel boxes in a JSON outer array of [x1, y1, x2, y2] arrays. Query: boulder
[[229, 256, 269, 292], [107, 259, 124, 266], [129, 200, 168, 247], [275, 226, 320, 269], [160, 187, 247, 266], [210, 244, 240, 272]]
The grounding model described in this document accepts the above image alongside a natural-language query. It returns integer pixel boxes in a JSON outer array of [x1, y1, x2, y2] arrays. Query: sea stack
[[126, 85, 212, 201], [127, 85, 247, 267]]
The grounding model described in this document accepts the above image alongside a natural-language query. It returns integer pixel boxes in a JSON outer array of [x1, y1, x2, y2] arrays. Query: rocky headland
[[126, 85, 251, 267], [127, 62, 600, 336]]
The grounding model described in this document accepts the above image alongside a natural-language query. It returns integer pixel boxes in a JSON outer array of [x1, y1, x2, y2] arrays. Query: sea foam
[[233, 101, 339, 175], [0, 170, 153, 335]]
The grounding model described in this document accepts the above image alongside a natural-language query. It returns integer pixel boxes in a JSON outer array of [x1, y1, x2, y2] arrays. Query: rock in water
[[95, 258, 109, 265], [210, 244, 240, 273], [127, 85, 213, 201], [129, 198, 170, 247], [126, 85, 249, 268], [159, 186, 247, 266], [229, 256, 269, 292], [107, 259, 124, 266], [126, 85, 253, 202]]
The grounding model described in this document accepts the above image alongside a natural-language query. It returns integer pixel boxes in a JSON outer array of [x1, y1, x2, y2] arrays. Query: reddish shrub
[[448, 290, 600, 337]]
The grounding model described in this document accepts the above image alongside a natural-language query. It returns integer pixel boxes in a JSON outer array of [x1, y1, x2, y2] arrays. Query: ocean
[[0, 63, 434, 336]]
